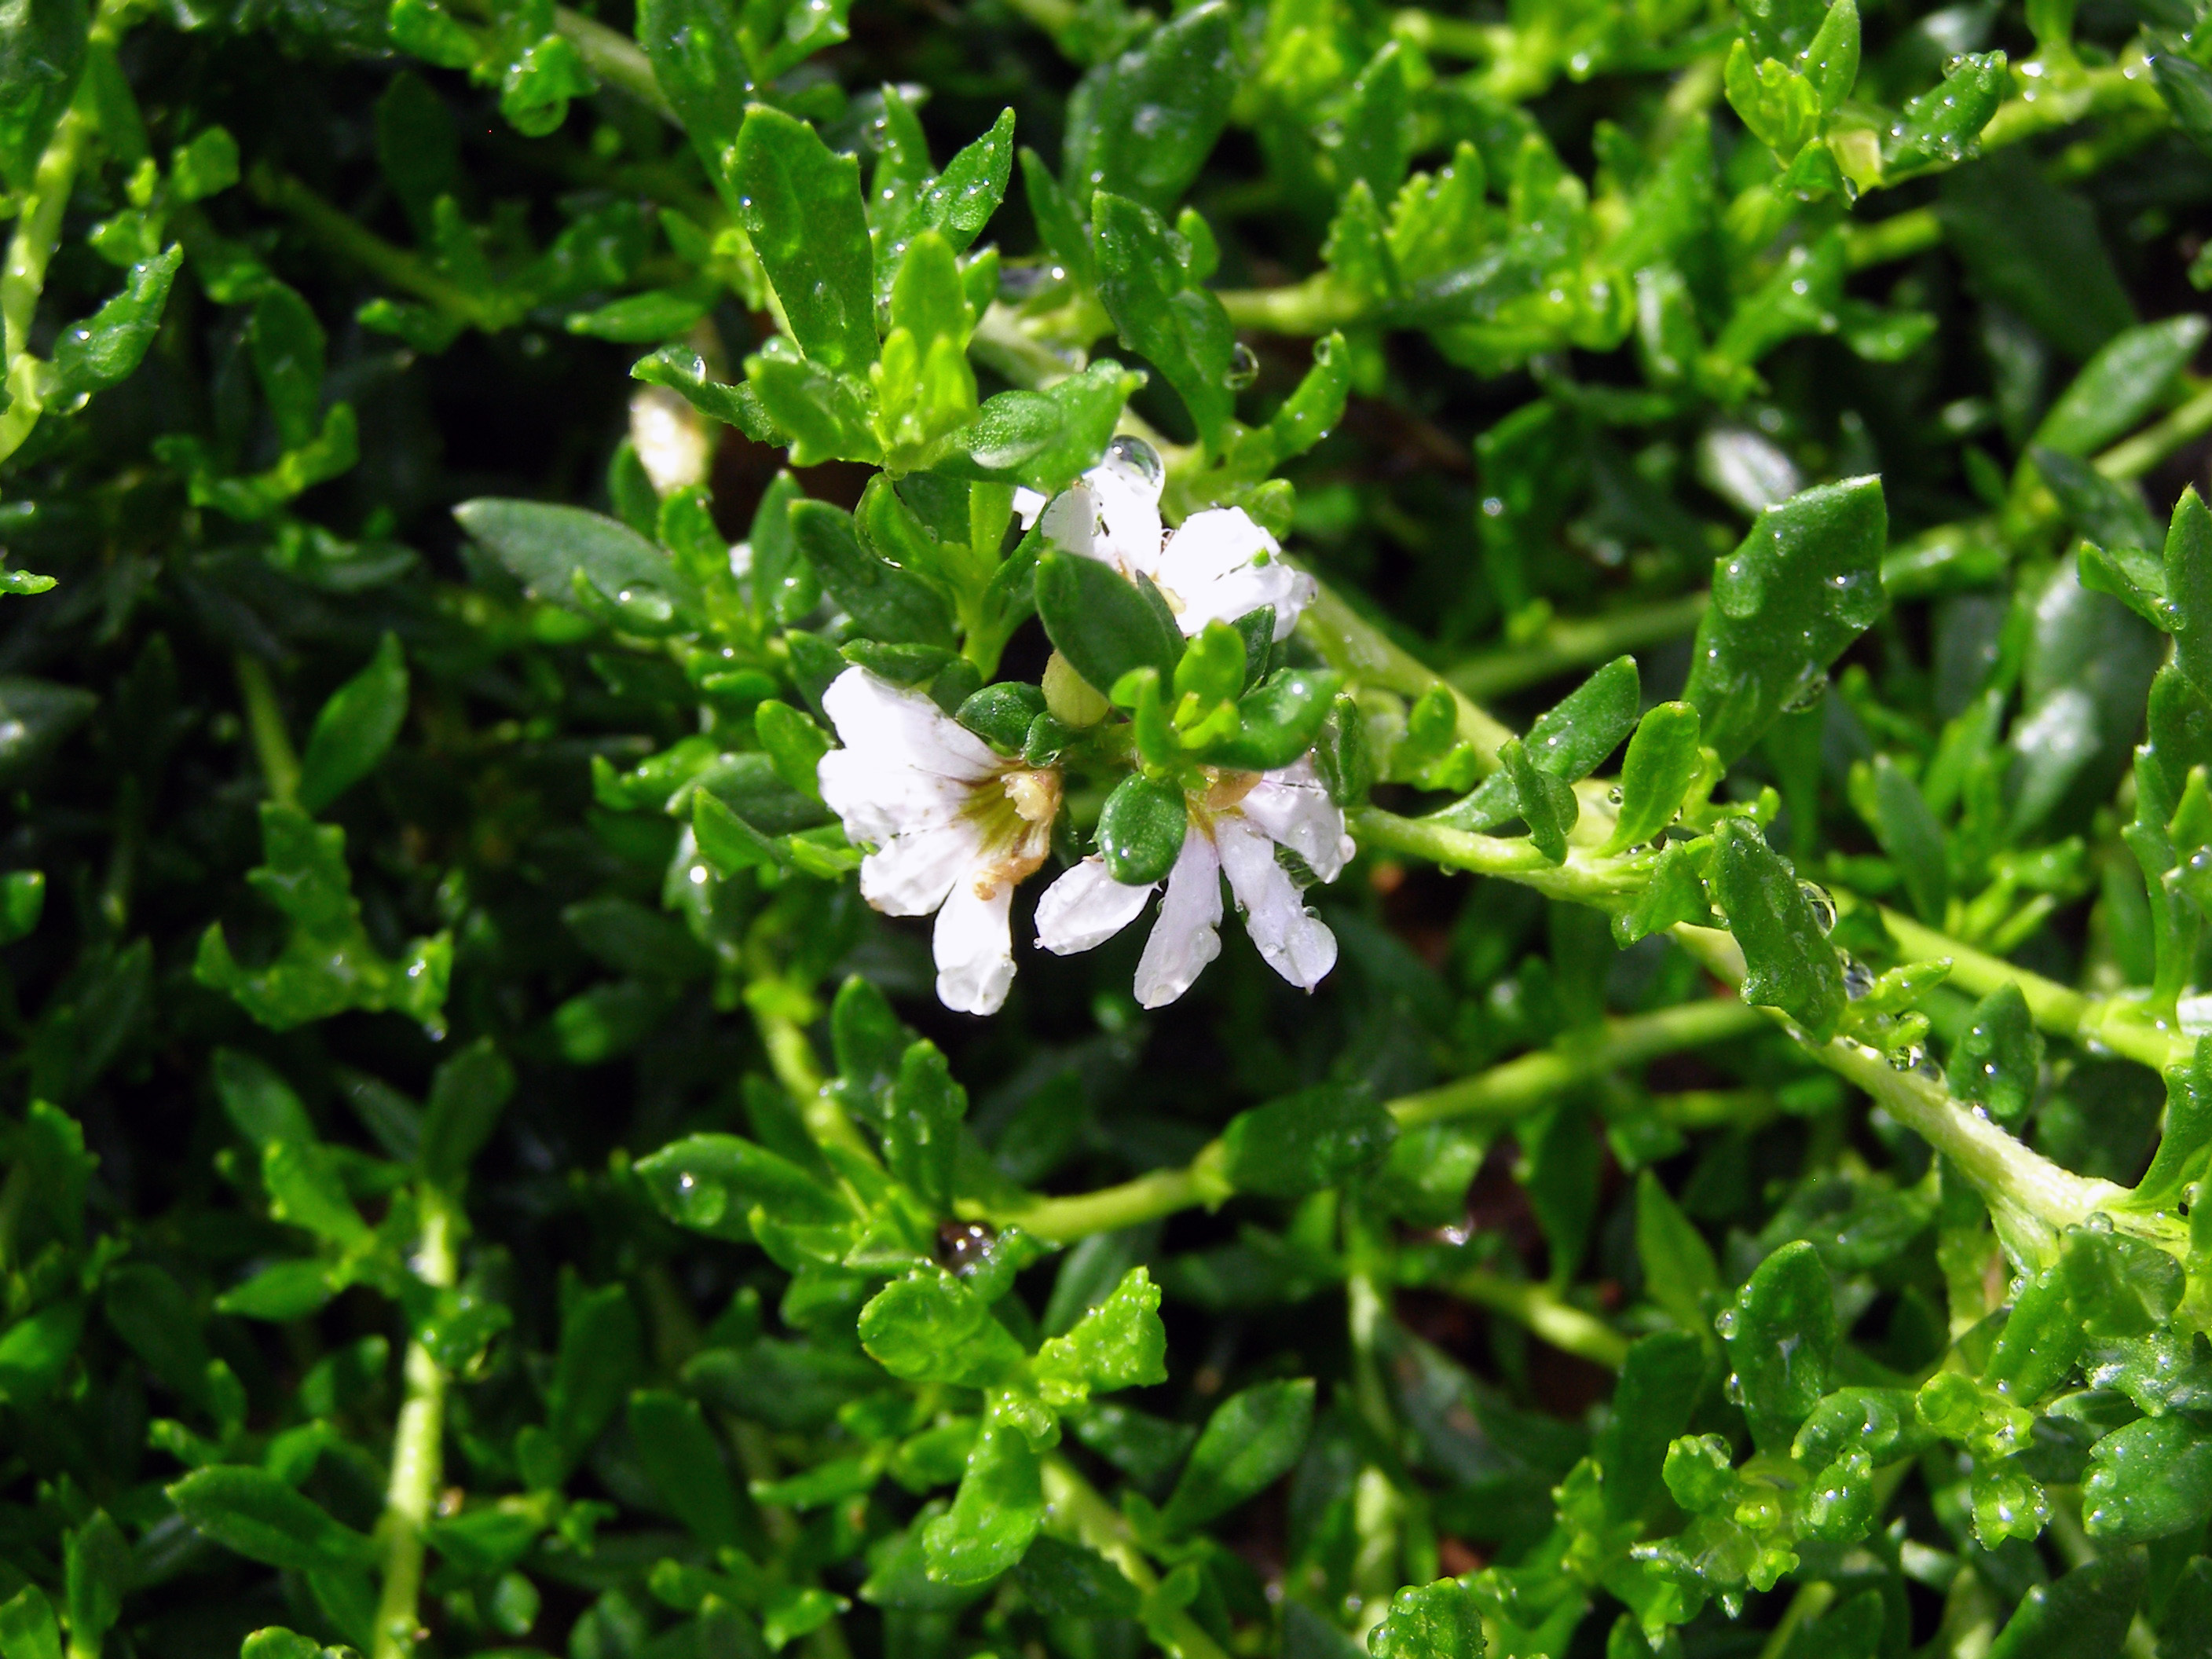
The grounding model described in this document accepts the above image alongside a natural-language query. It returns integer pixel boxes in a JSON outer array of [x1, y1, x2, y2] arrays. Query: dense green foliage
[[6, 2, 2212, 1659]]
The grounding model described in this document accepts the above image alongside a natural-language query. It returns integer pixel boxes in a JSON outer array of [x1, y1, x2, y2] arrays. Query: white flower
[[1019, 438, 1316, 643], [1034, 756, 1353, 1008], [817, 668, 1062, 1016]]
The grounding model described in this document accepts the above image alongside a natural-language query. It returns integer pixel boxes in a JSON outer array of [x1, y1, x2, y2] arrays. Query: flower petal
[[1038, 449, 1165, 578], [1153, 508, 1315, 638], [821, 668, 1001, 779], [1035, 857, 1155, 954], [934, 873, 1016, 1015], [1216, 814, 1337, 991], [860, 820, 981, 917], [1133, 828, 1224, 1008], [1240, 756, 1356, 882], [819, 749, 970, 843]]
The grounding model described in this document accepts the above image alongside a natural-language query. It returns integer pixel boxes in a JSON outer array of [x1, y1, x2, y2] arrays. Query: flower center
[[961, 767, 1063, 896], [1190, 767, 1261, 830]]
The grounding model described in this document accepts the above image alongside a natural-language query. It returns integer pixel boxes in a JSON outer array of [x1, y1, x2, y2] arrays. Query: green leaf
[[540, 1282, 642, 1481], [1725, 1240, 1836, 1453], [1220, 1083, 1397, 1199], [0, 0, 86, 192], [167, 1467, 374, 1571], [756, 700, 830, 802], [732, 106, 877, 375], [1093, 192, 1235, 449], [1097, 774, 1187, 885], [1945, 983, 2042, 1130], [1013, 1536, 1140, 1618], [919, 107, 1015, 254], [262, 1140, 368, 1247], [64, 1511, 128, 1657], [632, 346, 785, 443], [830, 974, 918, 1124], [1603, 702, 1702, 852], [2033, 315, 2208, 456], [248, 284, 327, 451], [1682, 476, 1887, 764], [635, 1133, 849, 1238], [1367, 1578, 1485, 1659], [791, 499, 954, 646], [0, 1588, 60, 1659], [1864, 754, 1947, 924], [922, 1424, 1043, 1585], [628, 1390, 751, 1551], [418, 1038, 515, 1188], [635, 0, 751, 167], [1709, 818, 1844, 1040], [0, 1299, 82, 1404], [1500, 737, 1576, 863], [957, 683, 1047, 753], [0, 679, 96, 782], [939, 362, 1141, 496], [2164, 489, 2212, 702], [297, 631, 408, 814], [0, 869, 46, 945], [1060, 2, 1236, 216], [1884, 50, 2008, 174], [884, 1039, 965, 1212], [1033, 1266, 1167, 1403], [455, 498, 698, 621], [50, 245, 183, 399], [1160, 1377, 1315, 1532], [1201, 668, 1344, 772], [1595, 1331, 1705, 1522], [1984, 1548, 2146, 1659], [2033, 447, 2160, 553], [1636, 1170, 1723, 1338], [1800, 0, 1859, 111], [2082, 1417, 2212, 1544], [194, 804, 452, 1033], [215, 1259, 342, 1321], [102, 1262, 212, 1401], [1938, 150, 2133, 363], [1035, 550, 1183, 698], [2152, 37, 2212, 160], [857, 1266, 1025, 1388], [2130, 1038, 2212, 1212], [1441, 657, 1640, 830]]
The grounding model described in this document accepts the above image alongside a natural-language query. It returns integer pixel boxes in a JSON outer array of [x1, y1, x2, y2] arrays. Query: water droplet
[[1779, 672, 1828, 714], [1723, 1372, 1746, 1404], [2087, 1210, 2115, 1233], [1104, 434, 1163, 495], [1606, 786, 1624, 805], [1890, 1043, 1926, 1072], [1714, 1308, 1740, 1339], [1226, 342, 1259, 390], [1843, 958, 1874, 1000], [1797, 881, 1836, 933]]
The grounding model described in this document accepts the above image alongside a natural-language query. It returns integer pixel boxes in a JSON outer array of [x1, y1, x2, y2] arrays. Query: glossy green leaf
[[1683, 477, 1887, 764], [1709, 819, 1844, 1040], [1367, 1577, 1484, 1659], [2033, 315, 2208, 456], [1726, 1240, 1837, 1452], [1602, 703, 1702, 854], [297, 631, 408, 814], [1636, 1169, 1723, 1338], [791, 499, 954, 646], [858, 1267, 1025, 1388], [731, 107, 877, 374], [1220, 1083, 1397, 1198], [632, 346, 785, 443], [636, 1133, 849, 1238], [635, 0, 750, 165], [456, 498, 697, 621], [1884, 51, 2008, 174], [1161, 1377, 1315, 1532], [1945, 983, 2041, 1130], [1865, 753, 1947, 923], [628, 1390, 751, 1551], [194, 805, 452, 1033], [2163, 489, 2212, 702], [1595, 1331, 1705, 1522], [1060, 2, 1236, 215], [1035, 551, 1182, 698], [64, 1511, 128, 1656], [942, 363, 1141, 496], [1445, 657, 1640, 831], [0, 869, 47, 946], [1012, 1536, 1140, 1617], [1093, 192, 1235, 450], [1097, 773, 1186, 885], [1200, 668, 1343, 772], [2083, 1417, 2212, 1544], [1501, 737, 1576, 862], [1033, 1266, 1167, 1402], [0, 0, 86, 191], [50, 245, 182, 399], [419, 1038, 515, 1188], [2152, 38, 2212, 159], [540, 1282, 642, 1481], [1985, 1548, 2145, 1659], [167, 1467, 374, 1571], [922, 1424, 1042, 1584], [884, 1039, 965, 1211]]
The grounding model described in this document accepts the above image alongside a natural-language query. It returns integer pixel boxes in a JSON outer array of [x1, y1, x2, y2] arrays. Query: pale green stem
[[373, 1188, 456, 1659], [1755, 1582, 1837, 1659], [1446, 593, 1709, 703], [1446, 1269, 1629, 1368], [1390, 998, 1767, 1126], [0, 101, 92, 467], [1349, 804, 1649, 903], [235, 654, 301, 808], [1039, 1454, 1230, 1659], [1299, 585, 1515, 767], [1843, 207, 1942, 272], [2099, 381, 2212, 485], [254, 171, 497, 328], [1880, 907, 2187, 1075], [743, 985, 876, 1163], [1668, 925, 2173, 1269], [995, 999, 1756, 1239], [555, 6, 674, 119]]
